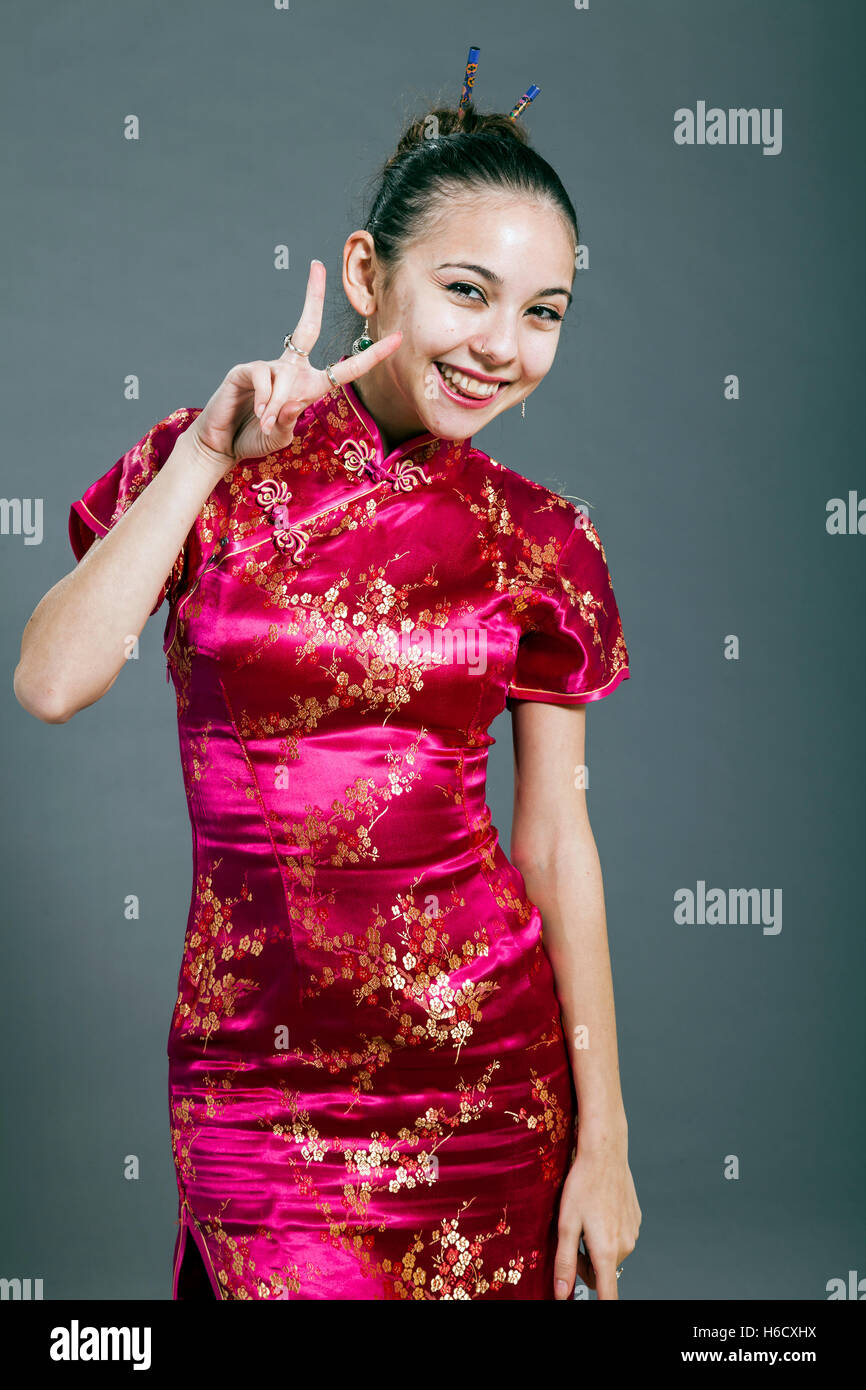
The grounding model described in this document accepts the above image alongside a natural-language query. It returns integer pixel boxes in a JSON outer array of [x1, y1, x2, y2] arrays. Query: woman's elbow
[[512, 816, 596, 888], [13, 661, 75, 723]]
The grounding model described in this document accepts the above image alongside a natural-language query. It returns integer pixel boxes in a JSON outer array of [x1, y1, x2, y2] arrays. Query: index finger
[[281, 259, 327, 360], [325, 331, 403, 387]]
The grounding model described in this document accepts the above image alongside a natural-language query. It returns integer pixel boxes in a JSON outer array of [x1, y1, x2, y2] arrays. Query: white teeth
[[436, 363, 500, 398]]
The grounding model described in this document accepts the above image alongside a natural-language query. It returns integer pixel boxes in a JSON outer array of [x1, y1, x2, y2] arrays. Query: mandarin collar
[[310, 354, 475, 487]]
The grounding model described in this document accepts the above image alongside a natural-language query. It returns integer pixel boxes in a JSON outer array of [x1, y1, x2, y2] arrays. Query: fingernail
[[555, 1279, 568, 1298]]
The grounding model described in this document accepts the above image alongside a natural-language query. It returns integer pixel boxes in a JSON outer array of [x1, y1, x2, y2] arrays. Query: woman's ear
[[342, 230, 378, 320]]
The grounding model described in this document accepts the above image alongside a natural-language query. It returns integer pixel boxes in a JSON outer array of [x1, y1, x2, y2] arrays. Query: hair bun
[[388, 100, 529, 167]]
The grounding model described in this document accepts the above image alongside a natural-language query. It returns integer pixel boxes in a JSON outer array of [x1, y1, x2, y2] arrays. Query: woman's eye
[[446, 281, 484, 302], [445, 282, 562, 323]]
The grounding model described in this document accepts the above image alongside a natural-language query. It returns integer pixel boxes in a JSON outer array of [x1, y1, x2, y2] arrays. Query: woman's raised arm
[[14, 260, 402, 725], [13, 431, 229, 723]]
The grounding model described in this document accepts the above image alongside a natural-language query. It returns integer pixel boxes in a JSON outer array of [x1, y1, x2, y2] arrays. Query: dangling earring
[[352, 318, 374, 354], [521, 396, 526, 419]]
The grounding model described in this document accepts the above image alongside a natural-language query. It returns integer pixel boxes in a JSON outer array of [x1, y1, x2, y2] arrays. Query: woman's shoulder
[[470, 448, 584, 550]]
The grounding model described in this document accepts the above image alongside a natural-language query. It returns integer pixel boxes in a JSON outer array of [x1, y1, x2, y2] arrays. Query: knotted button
[[249, 478, 311, 560], [334, 435, 429, 491]]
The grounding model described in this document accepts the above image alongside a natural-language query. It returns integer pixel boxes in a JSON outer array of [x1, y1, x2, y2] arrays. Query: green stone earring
[[352, 319, 374, 354]]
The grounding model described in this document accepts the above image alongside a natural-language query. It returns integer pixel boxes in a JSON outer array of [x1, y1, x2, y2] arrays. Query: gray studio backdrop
[[3, 0, 864, 1299]]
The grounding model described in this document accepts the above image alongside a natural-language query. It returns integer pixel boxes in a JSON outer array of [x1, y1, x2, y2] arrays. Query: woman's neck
[[352, 370, 428, 457]]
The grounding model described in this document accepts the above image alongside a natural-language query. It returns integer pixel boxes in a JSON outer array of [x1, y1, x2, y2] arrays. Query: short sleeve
[[68, 408, 201, 615], [506, 516, 630, 706]]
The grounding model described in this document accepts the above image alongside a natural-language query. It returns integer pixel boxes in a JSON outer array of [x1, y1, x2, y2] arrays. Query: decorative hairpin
[[456, 45, 540, 122], [508, 84, 540, 120], [457, 46, 480, 119]]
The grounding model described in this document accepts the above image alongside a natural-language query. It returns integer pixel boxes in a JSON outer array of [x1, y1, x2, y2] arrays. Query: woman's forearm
[[519, 825, 628, 1148], [14, 433, 227, 723]]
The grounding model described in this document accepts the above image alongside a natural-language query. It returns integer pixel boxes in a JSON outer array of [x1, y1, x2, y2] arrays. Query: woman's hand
[[188, 258, 402, 475], [553, 1132, 642, 1300]]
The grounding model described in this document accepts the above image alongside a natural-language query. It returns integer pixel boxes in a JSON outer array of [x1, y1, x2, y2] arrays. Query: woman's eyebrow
[[435, 262, 573, 306]]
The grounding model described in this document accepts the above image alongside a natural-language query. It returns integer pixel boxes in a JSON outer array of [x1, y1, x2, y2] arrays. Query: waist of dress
[[186, 795, 506, 879]]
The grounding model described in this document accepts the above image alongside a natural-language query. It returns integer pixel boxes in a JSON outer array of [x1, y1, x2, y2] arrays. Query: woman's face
[[342, 193, 576, 449]]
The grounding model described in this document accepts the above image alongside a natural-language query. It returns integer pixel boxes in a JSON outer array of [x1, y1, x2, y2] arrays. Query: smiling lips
[[433, 361, 508, 405]]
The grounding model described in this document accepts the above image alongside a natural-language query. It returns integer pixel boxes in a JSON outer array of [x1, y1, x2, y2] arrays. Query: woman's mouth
[[432, 361, 507, 408]]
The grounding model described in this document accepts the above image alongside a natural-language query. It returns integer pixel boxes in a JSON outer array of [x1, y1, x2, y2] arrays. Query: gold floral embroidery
[[348, 890, 496, 1062], [456, 475, 565, 614], [172, 858, 260, 1046], [506, 1069, 571, 1185], [190, 1202, 268, 1300], [262, 1061, 499, 1229], [297, 1035, 402, 1112], [181, 721, 213, 796], [170, 1062, 250, 1188], [169, 1095, 199, 1187], [273, 734, 427, 881], [387, 1201, 542, 1299]]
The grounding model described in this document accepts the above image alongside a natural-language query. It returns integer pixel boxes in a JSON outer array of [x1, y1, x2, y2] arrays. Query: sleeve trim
[[71, 496, 111, 536], [506, 664, 630, 705]]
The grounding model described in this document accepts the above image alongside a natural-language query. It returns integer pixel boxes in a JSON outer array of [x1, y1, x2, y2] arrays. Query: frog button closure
[[249, 478, 312, 560]]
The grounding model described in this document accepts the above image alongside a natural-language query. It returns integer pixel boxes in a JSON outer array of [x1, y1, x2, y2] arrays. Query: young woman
[[15, 87, 639, 1301]]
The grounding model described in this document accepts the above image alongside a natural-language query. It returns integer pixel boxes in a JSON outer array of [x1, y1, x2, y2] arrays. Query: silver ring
[[616, 1267, 623, 1279], [283, 333, 310, 356], [325, 363, 340, 390]]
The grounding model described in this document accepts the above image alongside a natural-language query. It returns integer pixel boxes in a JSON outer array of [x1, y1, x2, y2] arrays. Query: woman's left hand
[[553, 1136, 642, 1300]]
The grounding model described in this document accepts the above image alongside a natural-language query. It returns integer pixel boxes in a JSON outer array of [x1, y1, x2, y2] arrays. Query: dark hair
[[327, 99, 579, 358]]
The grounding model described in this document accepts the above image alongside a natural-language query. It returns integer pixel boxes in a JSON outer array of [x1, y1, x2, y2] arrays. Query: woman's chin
[[420, 398, 494, 440]]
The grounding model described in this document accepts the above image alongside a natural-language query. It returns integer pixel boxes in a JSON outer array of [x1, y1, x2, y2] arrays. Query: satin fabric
[[68, 369, 629, 1300]]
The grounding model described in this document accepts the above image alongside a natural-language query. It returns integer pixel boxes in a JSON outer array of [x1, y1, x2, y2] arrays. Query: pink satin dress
[[68, 368, 630, 1300]]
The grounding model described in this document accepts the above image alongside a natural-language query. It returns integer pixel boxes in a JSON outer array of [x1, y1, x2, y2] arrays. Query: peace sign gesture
[[188, 259, 402, 475]]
